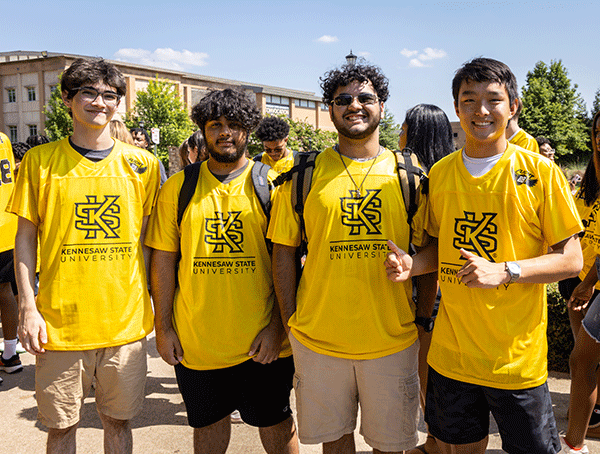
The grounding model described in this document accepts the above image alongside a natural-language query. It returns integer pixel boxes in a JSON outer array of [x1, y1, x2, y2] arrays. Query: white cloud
[[113, 48, 209, 71], [401, 47, 447, 68], [419, 48, 447, 61], [358, 51, 371, 58], [317, 35, 339, 43], [409, 59, 426, 68], [401, 48, 419, 58]]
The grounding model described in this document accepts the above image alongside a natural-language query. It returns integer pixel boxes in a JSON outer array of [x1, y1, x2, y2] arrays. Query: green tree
[[248, 116, 337, 157], [520, 60, 589, 161], [379, 108, 400, 150], [43, 75, 72, 141], [125, 78, 195, 168]]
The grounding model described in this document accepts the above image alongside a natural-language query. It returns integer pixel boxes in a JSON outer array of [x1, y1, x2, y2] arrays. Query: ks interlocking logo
[[453, 212, 498, 261], [205, 211, 244, 253], [340, 189, 382, 235], [75, 195, 121, 239]]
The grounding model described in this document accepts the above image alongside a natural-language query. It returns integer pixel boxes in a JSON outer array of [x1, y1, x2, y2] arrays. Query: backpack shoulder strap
[[394, 148, 425, 226], [253, 153, 263, 163], [291, 151, 319, 219], [251, 161, 272, 220], [177, 162, 202, 229]]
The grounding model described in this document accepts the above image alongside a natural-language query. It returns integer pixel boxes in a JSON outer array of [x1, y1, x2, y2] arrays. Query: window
[[6, 88, 16, 103], [49, 84, 58, 94], [266, 95, 289, 106], [8, 126, 17, 143], [294, 99, 316, 109], [28, 124, 37, 136], [321, 102, 329, 111], [27, 86, 36, 102]]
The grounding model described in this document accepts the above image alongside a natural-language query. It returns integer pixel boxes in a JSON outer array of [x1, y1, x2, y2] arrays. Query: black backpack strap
[[177, 162, 202, 229], [253, 153, 263, 163], [251, 161, 272, 221], [394, 148, 424, 226]]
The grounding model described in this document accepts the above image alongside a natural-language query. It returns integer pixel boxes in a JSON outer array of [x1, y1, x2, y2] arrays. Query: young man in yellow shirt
[[254, 116, 295, 174], [9, 58, 160, 454], [386, 57, 583, 454]]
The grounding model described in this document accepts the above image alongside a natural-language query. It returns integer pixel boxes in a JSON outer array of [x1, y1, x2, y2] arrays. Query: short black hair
[[452, 57, 518, 105], [25, 134, 49, 148], [190, 88, 262, 135], [403, 104, 454, 172], [130, 127, 151, 149], [535, 136, 552, 148], [320, 63, 389, 105], [61, 58, 126, 100], [255, 117, 290, 142]]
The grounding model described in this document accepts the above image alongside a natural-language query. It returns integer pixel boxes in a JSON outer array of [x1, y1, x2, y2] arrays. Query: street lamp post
[[345, 50, 357, 66]]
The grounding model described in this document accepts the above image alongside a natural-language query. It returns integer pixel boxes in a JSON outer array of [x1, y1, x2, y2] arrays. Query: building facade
[[0, 51, 336, 143]]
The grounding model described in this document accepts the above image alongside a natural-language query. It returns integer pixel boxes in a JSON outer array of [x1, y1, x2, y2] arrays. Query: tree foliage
[[592, 89, 600, 120], [124, 78, 195, 168], [379, 108, 400, 150], [248, 116, 337, 157], [520, 60, 589, 161], [43, 74, 73, 141]]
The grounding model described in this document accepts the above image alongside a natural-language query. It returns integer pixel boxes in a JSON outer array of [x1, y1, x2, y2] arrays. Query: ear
[[61, 90, 72, 109], [329, 104, 334, 121], [509, 98, 518, 118], [454, 101, 460, 118]]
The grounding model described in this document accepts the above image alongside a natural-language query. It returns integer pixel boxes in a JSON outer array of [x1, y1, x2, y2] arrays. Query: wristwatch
[[415, 316, 435, 333], [505, 261, 521, 284]]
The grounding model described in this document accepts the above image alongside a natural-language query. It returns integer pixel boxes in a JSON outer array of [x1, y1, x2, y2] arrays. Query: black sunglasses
[[330, 93, 379, 107]]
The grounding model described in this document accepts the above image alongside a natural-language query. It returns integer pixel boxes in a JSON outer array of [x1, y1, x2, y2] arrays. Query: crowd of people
[[0, 55, 598, 454]]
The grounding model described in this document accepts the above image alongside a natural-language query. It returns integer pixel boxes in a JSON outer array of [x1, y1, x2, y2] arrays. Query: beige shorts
[[290, 333, 419, 451], [35, 338, 148, 429]]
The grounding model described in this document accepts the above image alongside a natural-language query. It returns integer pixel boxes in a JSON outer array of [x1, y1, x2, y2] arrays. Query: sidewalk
[[1, 332, 598, 454]]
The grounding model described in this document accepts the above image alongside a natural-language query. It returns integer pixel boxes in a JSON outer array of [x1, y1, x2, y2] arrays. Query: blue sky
[[2, 0, 598, 125]]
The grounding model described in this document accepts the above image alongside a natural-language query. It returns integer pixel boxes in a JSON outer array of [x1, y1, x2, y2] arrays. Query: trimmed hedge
[[547, 282, 574, 373]]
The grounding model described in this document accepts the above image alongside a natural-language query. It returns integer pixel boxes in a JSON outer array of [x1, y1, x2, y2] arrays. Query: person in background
[[110, 119, 135, 145], [254, 117, 296, 174], [25, 134, 49, 149], [187, 130, 208, 164], [506, 99, 539, 153], [131, 126, 167, 185], [398, 104, 454, 454], [536, 136, 556, 161]]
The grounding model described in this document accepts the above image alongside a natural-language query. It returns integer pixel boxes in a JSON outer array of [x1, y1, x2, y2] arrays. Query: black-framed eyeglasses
[[330, 93, 379, 107], [75, 86, 121, 105]]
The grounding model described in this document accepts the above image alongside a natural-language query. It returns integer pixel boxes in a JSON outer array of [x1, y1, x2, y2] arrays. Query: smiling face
[[62, 82, 120, 131], [455, 79, 517, 156], [204, 115, 248, 164], [329, 80, 383, 141]]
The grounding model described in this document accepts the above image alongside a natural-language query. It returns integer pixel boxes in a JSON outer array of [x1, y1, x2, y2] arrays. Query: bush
[[547, 282, 574, 372]]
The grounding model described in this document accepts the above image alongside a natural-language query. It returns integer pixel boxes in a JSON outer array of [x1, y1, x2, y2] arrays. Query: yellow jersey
[[426, 144, 582, 389], [7, 138, 160, 350], [258, 150, 295, 174], [0, 133, 17, 253], [268, 147, 427, 360], [509, 128, 539, 154], [145, 160, 292, 370]]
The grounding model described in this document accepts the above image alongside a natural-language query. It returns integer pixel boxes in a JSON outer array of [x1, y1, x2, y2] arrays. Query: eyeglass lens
[[332, 93, 378, 106]]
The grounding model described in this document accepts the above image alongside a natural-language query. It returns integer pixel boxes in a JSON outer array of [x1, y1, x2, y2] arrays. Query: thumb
[[459, 248, 476, 259], [248, 336, 260, 356], [387, 240, 407, 258]]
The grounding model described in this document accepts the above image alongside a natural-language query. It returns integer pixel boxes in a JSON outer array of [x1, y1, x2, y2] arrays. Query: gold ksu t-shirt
[[145, 161, 292, 370], [426, 143, 582, 389], [259, 150, 295, 174], [509, 128, 540, 154], [268, 147, 428, 360], [0, 132, 17, 253], [573, 190, 600, 287], [7, 138, 160, 350]]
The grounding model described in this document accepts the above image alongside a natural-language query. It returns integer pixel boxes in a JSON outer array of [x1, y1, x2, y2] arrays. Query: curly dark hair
[[25, 134, 49, 148], [579, 111, 600, 206], [190, 88, 262, 135], [255, 117, 290, 142], [11, 142, 30, 161], [61, 58, 126, 99], [320, 63, 389, 105], [452, 57, 518, 105]]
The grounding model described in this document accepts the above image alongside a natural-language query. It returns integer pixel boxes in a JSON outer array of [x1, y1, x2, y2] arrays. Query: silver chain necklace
[[335, 145, 383, 199]]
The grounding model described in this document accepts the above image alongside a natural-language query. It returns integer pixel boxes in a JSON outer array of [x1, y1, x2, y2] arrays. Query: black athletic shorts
[[425, 367, 560, 454], [0, 249, 17, 294], [174, 355, 294, 428]]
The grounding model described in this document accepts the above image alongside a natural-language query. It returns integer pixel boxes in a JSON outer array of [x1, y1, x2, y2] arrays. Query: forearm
[[411, 238, 439, 277], [14, 217, 38, 312], [272, 243, 298, 331], [413, 272, 438, 318], [513, 235, 582, 284], [150, 249, 178, 333]]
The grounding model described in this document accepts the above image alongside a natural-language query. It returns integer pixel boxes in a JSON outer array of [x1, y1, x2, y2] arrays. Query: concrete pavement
[[1, 332, 599, 453]]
